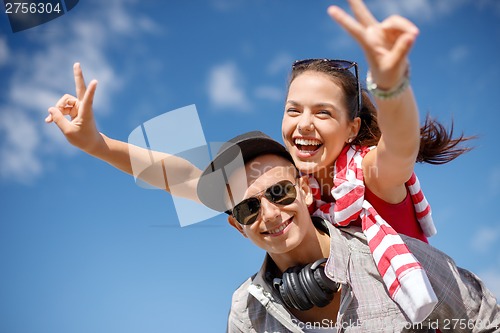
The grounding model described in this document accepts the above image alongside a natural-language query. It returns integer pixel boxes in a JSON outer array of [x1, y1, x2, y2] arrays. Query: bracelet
[[366, 67, 410, 100]]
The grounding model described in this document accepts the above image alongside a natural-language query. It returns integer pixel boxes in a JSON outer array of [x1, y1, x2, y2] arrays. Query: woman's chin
[[293, 159, 321, 175]]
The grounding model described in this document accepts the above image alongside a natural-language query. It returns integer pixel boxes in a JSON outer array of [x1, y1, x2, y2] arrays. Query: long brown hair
[[289, 60, 473, 164]]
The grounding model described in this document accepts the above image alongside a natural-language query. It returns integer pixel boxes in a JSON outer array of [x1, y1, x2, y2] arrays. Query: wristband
[[366, 67, 410, 100]]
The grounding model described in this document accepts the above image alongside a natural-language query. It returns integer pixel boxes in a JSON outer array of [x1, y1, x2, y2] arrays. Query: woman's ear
[[298, 175, 314, 206], [350, 116, 361, 138], [228, 215, 247, 238]]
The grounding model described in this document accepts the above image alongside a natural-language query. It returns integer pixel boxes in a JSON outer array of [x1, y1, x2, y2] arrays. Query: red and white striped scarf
[[310, 145, 438, 323]]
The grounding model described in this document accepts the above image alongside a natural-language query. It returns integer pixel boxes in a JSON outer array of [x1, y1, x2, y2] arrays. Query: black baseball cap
[[196, 131, 294, 212]]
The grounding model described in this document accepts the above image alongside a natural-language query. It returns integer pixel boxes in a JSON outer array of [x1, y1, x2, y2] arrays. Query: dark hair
[[288, 60, 473, 164]]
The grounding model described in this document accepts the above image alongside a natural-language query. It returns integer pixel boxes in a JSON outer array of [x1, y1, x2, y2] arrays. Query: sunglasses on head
[[228, 180, 298, 226], [292, 59, 361, 116]]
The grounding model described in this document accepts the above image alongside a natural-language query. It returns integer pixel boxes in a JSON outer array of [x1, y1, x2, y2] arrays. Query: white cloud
[[367, 0, 468, 22], [0, 110, 41, 183], [449, 45, 470, 64], [101, 0, 163, 36], [267, 53, 294, 76], [137, 16, 164, 35], [471, 226, 500, 253], [369, 0, 428, 20], [254, 86, 283, 102], [0, 0, 158, 184], [207, 62, 251, 111], [326, 32, 357, 54]]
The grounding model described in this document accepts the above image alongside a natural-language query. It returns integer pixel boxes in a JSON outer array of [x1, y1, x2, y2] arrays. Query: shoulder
[[402, 236, 464, 285], [357, 145, 377, 183], [402, 235, 500, 322], [230, 276, 253, 313], [400, 235, 462, 295], [227, 276, 255, 331], [402, 235, 453, 264]]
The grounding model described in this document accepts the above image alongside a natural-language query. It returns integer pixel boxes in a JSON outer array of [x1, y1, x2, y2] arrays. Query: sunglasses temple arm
[[221, 167, 236, 214], [354, 64, 361, 114]]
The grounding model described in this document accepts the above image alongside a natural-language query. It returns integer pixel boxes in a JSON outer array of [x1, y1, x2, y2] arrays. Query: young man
[[197, 131, 499, 333]]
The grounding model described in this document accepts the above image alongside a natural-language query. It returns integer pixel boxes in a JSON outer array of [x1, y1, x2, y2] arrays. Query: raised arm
[[328, 0, 420, 203], [46, 63, 201, 201]]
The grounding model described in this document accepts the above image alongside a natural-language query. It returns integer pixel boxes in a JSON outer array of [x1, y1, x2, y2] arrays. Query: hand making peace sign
[[328, 0, 418, 90], [45, 63, 103, 155]]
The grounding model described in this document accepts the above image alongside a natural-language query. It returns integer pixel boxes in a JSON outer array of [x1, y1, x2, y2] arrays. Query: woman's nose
[[297, 114, 314, 132]]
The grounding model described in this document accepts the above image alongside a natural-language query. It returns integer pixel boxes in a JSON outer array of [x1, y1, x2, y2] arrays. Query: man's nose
[[259, 197, 281, 222]]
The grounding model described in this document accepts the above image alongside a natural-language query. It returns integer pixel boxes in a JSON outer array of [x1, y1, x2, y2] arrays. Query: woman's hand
[[328, 0, 418, 89], [45, 63, 104, 155]]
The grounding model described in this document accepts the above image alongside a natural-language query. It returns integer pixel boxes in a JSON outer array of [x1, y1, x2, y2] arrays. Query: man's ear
[[228, 215, 247, 238], [298, 175, 314, 206]]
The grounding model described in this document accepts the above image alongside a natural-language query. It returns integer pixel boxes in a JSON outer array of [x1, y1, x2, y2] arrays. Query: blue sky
[[1, 0, 500, 332]]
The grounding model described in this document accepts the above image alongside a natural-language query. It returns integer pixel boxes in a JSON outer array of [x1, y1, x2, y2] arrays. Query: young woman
[[281, 3, 470, 243]]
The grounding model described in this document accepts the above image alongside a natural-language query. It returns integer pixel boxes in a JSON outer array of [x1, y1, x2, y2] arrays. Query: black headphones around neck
[[272, 258, 340, 311]]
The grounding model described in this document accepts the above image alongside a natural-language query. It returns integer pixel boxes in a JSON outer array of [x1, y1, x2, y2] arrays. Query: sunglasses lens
[[292, 59, 312, 68], [330, 60, 354, 70], [266, 180, 297, 205], [233, 180, 297, 225], [234, 197, 261, 225], [292, 59, 354, 70]]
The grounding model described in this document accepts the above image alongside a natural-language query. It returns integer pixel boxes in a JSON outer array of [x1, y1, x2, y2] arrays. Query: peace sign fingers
[[74, 62, 87, 101], [72, 63, 98, 123], [327, 5, 369, 50], [348, 0, 377, 27], [46, 63, 102, 154], [328, 0, 419, 88]]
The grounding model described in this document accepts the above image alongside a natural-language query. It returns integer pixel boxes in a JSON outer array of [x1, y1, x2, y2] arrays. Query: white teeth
[[268, 219, 291, 235], [294, 138, 322, 146]]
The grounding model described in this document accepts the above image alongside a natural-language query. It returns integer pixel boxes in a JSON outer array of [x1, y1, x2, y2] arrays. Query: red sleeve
[[365, 186, 429, 243]]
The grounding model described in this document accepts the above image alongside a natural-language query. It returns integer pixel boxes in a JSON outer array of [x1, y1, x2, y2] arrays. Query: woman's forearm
[[375, 86, 420, 163]]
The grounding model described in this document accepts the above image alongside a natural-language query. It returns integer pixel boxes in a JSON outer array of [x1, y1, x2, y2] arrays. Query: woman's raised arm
[[328, 0, 420, 203]]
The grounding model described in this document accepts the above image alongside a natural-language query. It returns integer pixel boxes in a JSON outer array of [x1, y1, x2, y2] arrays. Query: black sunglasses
[[292, 59, 361, 116], [229, 180, 298, 225]]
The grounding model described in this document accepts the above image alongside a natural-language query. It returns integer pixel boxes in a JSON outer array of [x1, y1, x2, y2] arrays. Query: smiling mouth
[[294, 138, 322, 153], [263, 218, 292, 235]]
